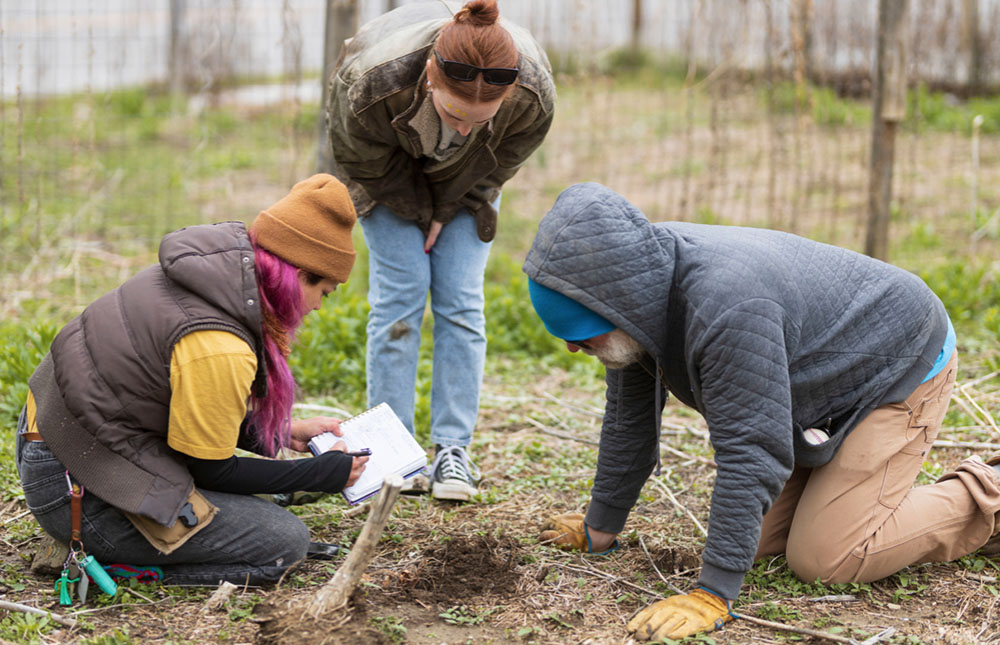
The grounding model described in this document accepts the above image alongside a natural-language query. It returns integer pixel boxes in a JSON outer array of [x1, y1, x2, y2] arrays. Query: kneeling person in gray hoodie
[[524, 182, 1000, 641]]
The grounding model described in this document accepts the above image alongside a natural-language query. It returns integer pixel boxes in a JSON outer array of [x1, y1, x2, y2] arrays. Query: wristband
[[697, 585, 741, 619], [584, 524, 619, 555]]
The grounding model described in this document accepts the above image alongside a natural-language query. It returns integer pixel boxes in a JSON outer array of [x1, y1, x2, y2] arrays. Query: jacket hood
[[158, 221, 262, 343], [523, 182, 673, 356]]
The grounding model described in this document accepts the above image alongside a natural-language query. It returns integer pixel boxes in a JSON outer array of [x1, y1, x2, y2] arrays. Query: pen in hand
[[344, 448, 372, 458]]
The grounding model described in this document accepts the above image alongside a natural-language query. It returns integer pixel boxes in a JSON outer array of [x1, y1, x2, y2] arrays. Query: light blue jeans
[[360, 202, 494, 447]]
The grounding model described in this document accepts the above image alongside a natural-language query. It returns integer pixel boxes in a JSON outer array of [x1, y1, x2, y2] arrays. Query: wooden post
[[971, 113, 983, 228], [763, 0, 779, 230], [865, 0, 909, 261], [631, 0, 643, 52], [306, 475, 403, 617], [168, 0, 186, 97], [790, 0, 814, 84], [316, 0, 358, 173], [789, 0, 812, 235], [963, 0, 982, 95]]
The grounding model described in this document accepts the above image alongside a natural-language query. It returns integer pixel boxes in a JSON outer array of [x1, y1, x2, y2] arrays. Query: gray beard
[[590, 329, 646, 369]]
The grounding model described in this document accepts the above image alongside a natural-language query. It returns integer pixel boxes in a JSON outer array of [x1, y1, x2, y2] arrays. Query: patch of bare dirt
[[374, 533, 522, 605], [254, 588, 393, 645]]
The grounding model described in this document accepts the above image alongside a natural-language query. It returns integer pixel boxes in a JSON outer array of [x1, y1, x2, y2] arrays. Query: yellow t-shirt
[[25, 330, 257, 461], [167, 330, 258, 460]]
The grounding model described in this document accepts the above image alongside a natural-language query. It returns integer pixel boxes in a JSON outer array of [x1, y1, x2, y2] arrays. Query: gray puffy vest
[[29, 222, 265, 526]]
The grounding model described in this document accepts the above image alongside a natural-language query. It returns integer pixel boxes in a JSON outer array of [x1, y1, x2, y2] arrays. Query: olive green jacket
[[325, 1, 555, 241]]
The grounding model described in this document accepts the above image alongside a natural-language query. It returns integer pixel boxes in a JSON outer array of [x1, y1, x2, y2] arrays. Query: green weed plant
[[0, 611, 54, 645], [0, 321, 58, 428], [439, 604, 498, 626], [371, 615, 408, 643]]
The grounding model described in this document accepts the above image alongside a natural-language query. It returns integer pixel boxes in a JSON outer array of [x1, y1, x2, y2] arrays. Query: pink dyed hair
[[249, 238, 309, 456]]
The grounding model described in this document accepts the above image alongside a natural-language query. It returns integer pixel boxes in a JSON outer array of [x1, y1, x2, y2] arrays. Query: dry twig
[[0, 599, 76, 628], [956, 384, 999, 437], [951, 395, 991, 434], [541, 391, 604, 418], [659, 442, 715, 466], [648, 477, 708, 537], [1, 511, 29, 527], [961, 371, 1000, 391], [70, 598, 173, 616], [292, 403, 353, 417], [807, 594, 858, 602], [933, 439, 1000, 451], [343, 502, 371, 519], [977, 594, 999, 640], [637, 535, 684, 594], [738, 612, 873, 644], [964, 572, 998, 584], [525, 416, 598, 446], [551, 560, 662, 598]]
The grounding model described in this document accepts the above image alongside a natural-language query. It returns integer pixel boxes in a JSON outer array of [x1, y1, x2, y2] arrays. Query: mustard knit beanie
[[250, 174, 357, 283]]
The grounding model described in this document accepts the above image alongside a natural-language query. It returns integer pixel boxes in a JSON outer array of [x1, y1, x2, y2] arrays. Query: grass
[[1, 87, 314, 318], [2, 62, 1000, 644]]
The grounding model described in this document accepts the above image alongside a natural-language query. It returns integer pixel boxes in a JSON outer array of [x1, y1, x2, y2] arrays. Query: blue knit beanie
[[528, 278, 615, 342]]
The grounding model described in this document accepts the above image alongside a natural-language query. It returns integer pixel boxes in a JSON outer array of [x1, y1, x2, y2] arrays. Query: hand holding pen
[[342, 447, 370, 487]]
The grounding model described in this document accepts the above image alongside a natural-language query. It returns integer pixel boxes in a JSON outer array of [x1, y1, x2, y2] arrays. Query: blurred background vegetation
[[1, 0, 999, 450]]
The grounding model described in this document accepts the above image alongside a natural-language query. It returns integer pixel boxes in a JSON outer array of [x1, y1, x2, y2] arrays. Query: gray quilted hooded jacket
[[522, 183, 949, 599]]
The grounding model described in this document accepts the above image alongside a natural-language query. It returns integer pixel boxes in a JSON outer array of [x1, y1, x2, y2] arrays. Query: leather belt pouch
[[125, 489, 219, 555]]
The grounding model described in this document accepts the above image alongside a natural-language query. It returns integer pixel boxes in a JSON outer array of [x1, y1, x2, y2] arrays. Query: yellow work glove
[[538, 513, 619, 554], [626, 588, 735, 641], [539, 512, 587, 550]]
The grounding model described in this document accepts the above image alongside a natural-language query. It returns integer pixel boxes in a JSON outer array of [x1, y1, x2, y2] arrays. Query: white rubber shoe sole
[[431, 478, 477, 501]]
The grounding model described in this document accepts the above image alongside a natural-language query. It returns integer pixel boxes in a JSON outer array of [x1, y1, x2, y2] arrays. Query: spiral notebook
[[308, 402, 427, 505]]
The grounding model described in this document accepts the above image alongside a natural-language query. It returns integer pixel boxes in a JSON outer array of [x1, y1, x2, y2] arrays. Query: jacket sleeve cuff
[[431, 201, 462, 223], [584, 498, 631, 534], [697, 562, 745, 601]]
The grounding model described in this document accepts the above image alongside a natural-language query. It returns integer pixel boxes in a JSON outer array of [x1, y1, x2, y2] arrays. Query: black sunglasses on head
[[434, 50, 518, 86]]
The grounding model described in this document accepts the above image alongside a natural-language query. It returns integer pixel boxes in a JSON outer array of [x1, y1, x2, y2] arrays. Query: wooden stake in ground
[[306, 474, 403, 618], [255, 476, 404, 643], [201, 581, 238, 613]]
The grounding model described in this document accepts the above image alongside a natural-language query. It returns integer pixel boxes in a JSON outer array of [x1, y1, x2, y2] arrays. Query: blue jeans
[[16, 410, 309, 587], [360, 203, 494, 447]]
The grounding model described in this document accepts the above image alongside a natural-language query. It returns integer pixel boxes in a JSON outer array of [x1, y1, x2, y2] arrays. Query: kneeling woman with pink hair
[[16, 174, 367, 586]]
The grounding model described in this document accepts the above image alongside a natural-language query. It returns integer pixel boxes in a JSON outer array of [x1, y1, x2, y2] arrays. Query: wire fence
[[1, 0, 998, 315]]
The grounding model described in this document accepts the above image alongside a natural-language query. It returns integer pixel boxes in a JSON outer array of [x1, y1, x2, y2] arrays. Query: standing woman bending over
[[16, 175, 368, 586], [327, 0, 555, 501]]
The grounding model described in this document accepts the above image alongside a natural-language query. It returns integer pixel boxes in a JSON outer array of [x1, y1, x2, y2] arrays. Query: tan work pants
[[757, 353, 1000, 584]]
